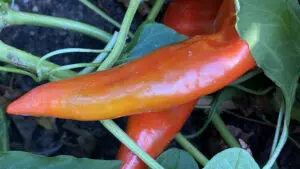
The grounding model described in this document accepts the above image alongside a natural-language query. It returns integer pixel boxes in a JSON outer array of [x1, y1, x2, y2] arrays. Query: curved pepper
[[6, 0, 255, 121], [117, 0, 223, 168], [117, 0, 221, 169], [117, 101, 196, 169]]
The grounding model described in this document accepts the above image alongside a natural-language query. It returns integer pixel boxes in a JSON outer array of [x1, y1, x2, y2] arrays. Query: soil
[[0, 0, 299, 169]]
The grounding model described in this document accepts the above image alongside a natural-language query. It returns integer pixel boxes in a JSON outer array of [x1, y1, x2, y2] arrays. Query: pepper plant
[[0, 0, 299, 169]]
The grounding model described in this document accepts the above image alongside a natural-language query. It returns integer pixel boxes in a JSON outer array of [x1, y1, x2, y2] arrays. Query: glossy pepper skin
[[163, 0, 222, 36], [117, 0, 224, 168], [6, 0, 255, 121], [117, 101, 196, 169]]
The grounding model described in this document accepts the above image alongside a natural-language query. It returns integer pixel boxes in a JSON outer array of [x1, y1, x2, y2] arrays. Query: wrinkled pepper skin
[[6, 0, 256, 121], [117, 101, 196, 169], [117, 0, 224, 168], [163, 0, 222, 36]]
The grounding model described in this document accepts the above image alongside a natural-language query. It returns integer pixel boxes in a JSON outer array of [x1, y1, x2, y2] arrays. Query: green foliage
[[0, 0, 10, 3], [119, 22, 187, 64], [0, 151, 121, 169], [203, 148, 259, 169], [154, 148, 199, 169], [235, 0, 300, 167], [235, 0, 300, 117], [235, 0, 300, 107]]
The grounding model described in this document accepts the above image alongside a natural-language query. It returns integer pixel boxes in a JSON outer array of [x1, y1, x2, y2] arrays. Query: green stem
[[184, 110, 212, 139], [0, 42, 163, 169], [0, 108, 9, 152], [78, 32, 118, 75], [0, 66, 39, 82], [230, 68, 263, 85], [226, 110, 300, 150], [79, 0, 121, 29], [271, 105, 284, 155], [146, 0, 164, 21], [101, 120, 164, 169], [226, 110, 274, 128], [97, 0, 141, 71], [49, 63, 100, 76], [0, 41, 76, 80], [79, 0, 134, 38], [175, 133, 209, 166], [229, 85, 274, 95], [1, 6, 111, 42], [211, 113, 240, 148], [37, 48, 108, 80], [264, 93, 292, 168], [263, 119, 288, 169]]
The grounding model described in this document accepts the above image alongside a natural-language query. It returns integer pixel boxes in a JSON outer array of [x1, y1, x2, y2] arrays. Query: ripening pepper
[[6, 0, 255, 121], [117, 101, 197, 169], [116, 0, 224, 168], [163, 0, 222, 36]]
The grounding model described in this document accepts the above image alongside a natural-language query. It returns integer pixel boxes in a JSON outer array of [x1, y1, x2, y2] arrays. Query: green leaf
[[0, 151, 121, 169], [153, 148, 199, 169], [235, 0, 300, 166], [119, 22, 187, 64], [204, 148, 259, 169], [235, 0, 300, 115]]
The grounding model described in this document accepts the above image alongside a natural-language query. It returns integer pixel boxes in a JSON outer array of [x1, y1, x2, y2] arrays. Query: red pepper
[[163, 0, 222, 36], [117, 101, 196, 169], [116, 0, 254, 169], [6, 1, 255, 121]]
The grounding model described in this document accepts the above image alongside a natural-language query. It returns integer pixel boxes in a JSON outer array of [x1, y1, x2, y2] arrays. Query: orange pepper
[[117, 0, 223, 168], [117, 101, 196, 169], [6, 0, 255, 122], [116, 0, 253, 168]]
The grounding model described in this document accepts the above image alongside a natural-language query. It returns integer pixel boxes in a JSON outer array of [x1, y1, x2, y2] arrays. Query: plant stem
[[49, 63, 100, 76], [211, 113, 240, 148], [184, 110, 212, 139], [226, 110, 300, 150], [229, 85, 274, 95], [97, 0, 141, 71], [79, 0, 121, 29], [0, 41, 76, 80], [0, 41, 163, 169], [36, 48, 108, 80], [78, 32, 118, 75], [1, 7, 112, 42], [226, 110, 275, 127], [175, 133, 209, 166], [271, 105, 284, 155], [101, 120, 164, 169], [230, 68, 263, 85], [92, 1, 163, 167], [0, 66, 39, 82], [0, 108, 8, 152], [146, 0, 164, 21]]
